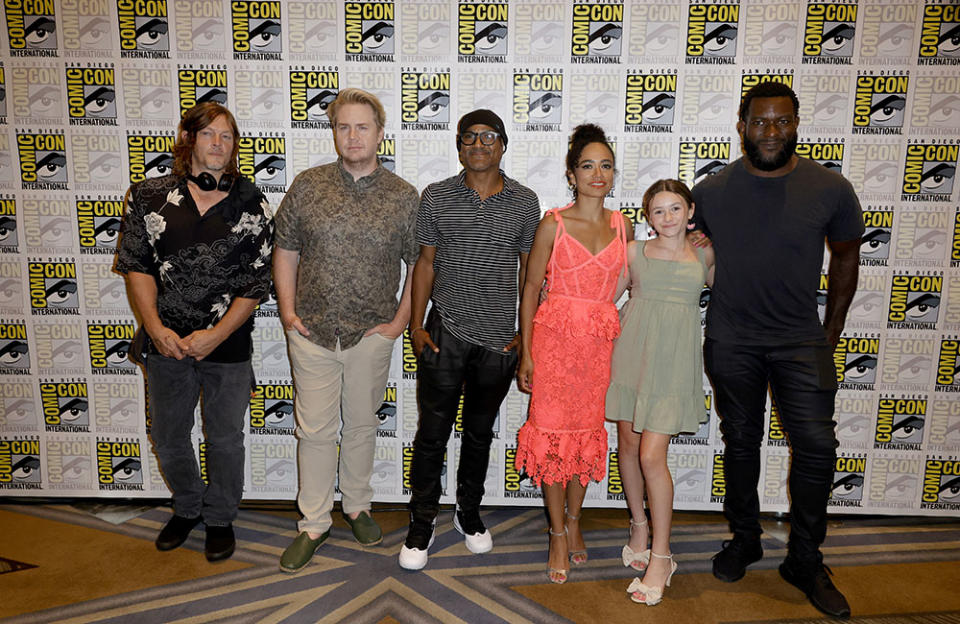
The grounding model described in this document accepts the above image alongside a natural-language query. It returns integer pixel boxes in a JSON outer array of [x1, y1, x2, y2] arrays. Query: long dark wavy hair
[[172, 102, 240, 178]]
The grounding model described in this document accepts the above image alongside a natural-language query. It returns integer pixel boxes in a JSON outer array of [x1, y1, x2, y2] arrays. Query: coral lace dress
[[515, 204, 627, 486]]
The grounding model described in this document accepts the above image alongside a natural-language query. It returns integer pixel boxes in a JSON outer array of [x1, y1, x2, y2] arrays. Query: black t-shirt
[[693, 157, 864, 345]]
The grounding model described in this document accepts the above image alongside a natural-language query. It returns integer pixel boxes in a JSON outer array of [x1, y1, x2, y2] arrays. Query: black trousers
[[408, 310, 518, 526], [704, 338, 838, 559]]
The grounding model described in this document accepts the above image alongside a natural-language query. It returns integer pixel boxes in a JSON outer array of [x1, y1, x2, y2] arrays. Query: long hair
[[172, 102, 240, 177], [641, 179, 694, 221]]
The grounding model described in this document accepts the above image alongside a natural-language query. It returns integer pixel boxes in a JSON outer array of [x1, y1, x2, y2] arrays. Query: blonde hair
[[327, 88, 386, 129]]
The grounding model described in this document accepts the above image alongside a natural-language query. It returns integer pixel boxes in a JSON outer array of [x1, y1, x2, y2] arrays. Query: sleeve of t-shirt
[[401, 183, 420, 264], [273, 174, 302, 251], [691, 183, 711, 238], [233, 192, 274, 302], [826, 178, 865, 242], [519, 190, 541, 253], [114, 183, 158, 276], [416, 186, 438, 248]]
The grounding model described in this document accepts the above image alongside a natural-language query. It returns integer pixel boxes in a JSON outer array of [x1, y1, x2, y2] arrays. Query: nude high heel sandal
[[621, 517, 650, 572], [565, 512, 587, 566], [627, 552, 678, 606], [548, 528, 568, 584]]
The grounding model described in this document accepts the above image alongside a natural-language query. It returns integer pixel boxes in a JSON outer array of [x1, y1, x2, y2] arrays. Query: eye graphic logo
[[677, 140, 730, 188], [6, 0, 58, 56], [249, 438, 297, 492], [238, 136, 286, 194], [802, 3, 857, 64], [887, 272, 943, 330], [344, 2, 396, 61], [901, 142, 958, 202], [512, 72, 563, 132], [45, 438, 93, 489], [290, 70, 338, 129], [231, 1, 282, 60], [117, 0, 169, 58], [833, 335, 879, 390], [0, 199, 18, 252], [177, 67, 228, 118], [376, 384, 398, 436], [686, 2, 740, 64], [858, 3, 916, 64], [852, 73, 908, 135], [858, 209, 893, 267], [17, 132, 68, 190], [875, 397, 927, 451], [829, 455, 865, 506], [920, 457, 960, 510], [504, 446, 539, 498], [76, 199, 123, 255], [173, 0, 225, 57], [126, 133, 175, 185], [795, 141, 844, 173], [28, 261, 79, 316], [0, 322, 30, 375], [248, 382, 295, 435], [918, 3, 960, 66], [400, 71, 451, 130], [571, 2, 623, 63], [459, 3, 508, 62], [935, 338, 960, 392], [96, 438, 143, 490], [624, 72, 677, 132], [40, 381, 89, 433], [65, 65, 117, 126], [0, 438, 42, 488], [742, 3, 800, 60], [869, 455, 921, 509], [87, 322, 137, 375]]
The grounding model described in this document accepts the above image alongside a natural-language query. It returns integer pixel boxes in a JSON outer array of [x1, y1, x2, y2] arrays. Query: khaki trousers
[[286, 330, 395, 534]]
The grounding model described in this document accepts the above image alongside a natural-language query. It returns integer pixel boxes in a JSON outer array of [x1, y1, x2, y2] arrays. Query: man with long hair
[[116, 102, 274, 562]]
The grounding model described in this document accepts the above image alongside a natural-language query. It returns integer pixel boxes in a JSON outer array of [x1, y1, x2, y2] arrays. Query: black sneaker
[[712, 536, 763, 582], [404, 518, 435, 550], [779, 555, 851, 619], [155, 514, 202, 551], [205, 524, 236, 562]]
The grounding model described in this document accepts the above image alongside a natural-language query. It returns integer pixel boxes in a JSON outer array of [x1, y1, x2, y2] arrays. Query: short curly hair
[[738, 81, 800, 121]]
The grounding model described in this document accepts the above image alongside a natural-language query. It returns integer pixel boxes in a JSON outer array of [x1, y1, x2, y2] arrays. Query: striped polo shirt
[[418, 170, 540, 352]]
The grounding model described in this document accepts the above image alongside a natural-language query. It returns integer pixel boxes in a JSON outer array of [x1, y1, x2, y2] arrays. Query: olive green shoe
[[279, 530, 330, 573], [343, 510, 382, 546]]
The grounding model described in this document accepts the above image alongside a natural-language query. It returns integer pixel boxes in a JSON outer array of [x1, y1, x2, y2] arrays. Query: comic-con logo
[[0, 322, 29, 375], [0, 438, 41, 488], [173, 0, 225, 57], [852, 73, 908, 135], [71, 134, 123, 190], [833, 334, 879, 390], [668, 449, 709, 502], [459, 2, 508, 62], [762, 451, 789, 506], [895, 210, 950, 267], [378, 137, 396, 172], [860, 209, 893, 266], [377, 383, 397, 437], [81, 261, 129, 315], [117, 0, 169, 58], [742, 3, 800, 60], [92, 380, 140, 433], [0, 198, 18, 253], [504, 446, 539, 498], [802, 2, 857, 64], [248, 382, 294, 435], [87, 321, 136, 375], [921, 457, 960, 509], [796, 141, 844, 173], [65, 64, 116, 126], [177, 66, 228, 118], [6, 0, 58, 56], [686, 2, 740, 65], [76, 199, 122, 255], [17, 132, 67, 190], [829, 455, 865, 506], [238, 135, 286, 193], [869, 455, 921, 508], [249, 437, 296, 492], [402, 328, 416, 379], [887, 272, 943, 329], [740, 72, 793, 103], [677, 139, 730, 188], [28, 260, 79, 315], [289, 69, 338, 129], [571, 1, 623, 63], [710, 451, 725, 503], [875, 396, 925, 451], [344, 1, 396, 61], [767, 399, 787, 447], [40, 380, 89, 433], [96, 438, 143, 490], [120, 67, 173, 122], [953, 208, 960, 268], [935, 338, 960, 392], [0, 64, 6, 121], [45, 438, 92, 489], [674, 393, 711, 445], [929, 397, 960, 449], [918, 3, 960, 66], [231, 1, 282, 60], [127, 133, 174, 184], [288, 1, 337, 58], [624, 71, 677, 133], [402, 444, 447, 494], [901, 142, 958, 202], [512, 71, 562, 132], [401, 71, 451, 130], [606, 450, 623, 500]]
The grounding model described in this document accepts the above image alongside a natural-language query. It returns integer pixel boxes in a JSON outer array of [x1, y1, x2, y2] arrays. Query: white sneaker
[[454, 507, 493, 554], [398, 528, 435, 570]]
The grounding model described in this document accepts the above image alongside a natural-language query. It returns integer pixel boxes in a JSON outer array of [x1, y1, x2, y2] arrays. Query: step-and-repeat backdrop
[[0, 0, 958, 516]]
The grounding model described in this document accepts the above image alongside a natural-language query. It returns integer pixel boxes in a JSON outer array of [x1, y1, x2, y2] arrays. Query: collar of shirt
[[336, 157, 385, 192], [455, 168, 522, 199], [177, 175, 261, 224]]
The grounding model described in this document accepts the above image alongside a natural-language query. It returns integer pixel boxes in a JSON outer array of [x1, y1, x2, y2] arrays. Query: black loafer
[[780, 555, 851, 619], [155, 514, 202, 551], [205, 524, 236, 562]]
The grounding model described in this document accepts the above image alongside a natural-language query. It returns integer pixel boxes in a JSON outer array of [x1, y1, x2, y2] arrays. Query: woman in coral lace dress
[[515, 124, 631, 584]]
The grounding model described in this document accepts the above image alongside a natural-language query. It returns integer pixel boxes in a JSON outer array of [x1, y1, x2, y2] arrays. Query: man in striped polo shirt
[[399, 110, 541, 570]]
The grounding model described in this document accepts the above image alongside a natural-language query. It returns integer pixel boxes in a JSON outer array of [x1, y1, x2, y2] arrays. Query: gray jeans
[[147, 354, 253, 526]]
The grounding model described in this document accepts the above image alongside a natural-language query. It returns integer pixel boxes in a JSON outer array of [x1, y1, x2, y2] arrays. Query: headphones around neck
[[188, 172, 234, 192]]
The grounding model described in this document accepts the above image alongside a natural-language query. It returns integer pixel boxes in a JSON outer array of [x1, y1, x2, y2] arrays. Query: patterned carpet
[[1, 503, 959, 623]]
